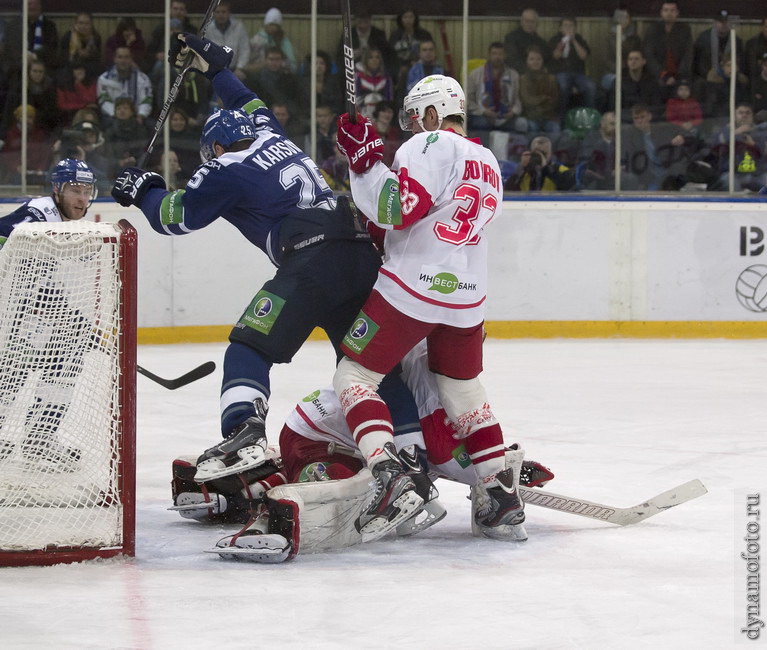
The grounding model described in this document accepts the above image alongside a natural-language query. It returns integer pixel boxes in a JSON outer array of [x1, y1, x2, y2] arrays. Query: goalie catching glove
[[169, 33, 233, 80], [111, 168, 166, 208], [336, 113, 385, 174]]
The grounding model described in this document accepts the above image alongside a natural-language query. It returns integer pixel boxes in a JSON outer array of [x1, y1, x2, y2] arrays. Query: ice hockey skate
[[169, 491, 228, 520], [195, 399, 268, 482], [472, 467, 527, 542], [355, 443, 424, 543], [395, 446, 447, 536], [207, 506, 291, 563]]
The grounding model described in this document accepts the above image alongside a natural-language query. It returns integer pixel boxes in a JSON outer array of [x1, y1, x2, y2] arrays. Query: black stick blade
[[137, 361, 216, 390]]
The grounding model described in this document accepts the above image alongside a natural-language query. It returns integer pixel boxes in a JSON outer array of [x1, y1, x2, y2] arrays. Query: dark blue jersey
[[0, 197, 63, 250], [140, 70, 336, 266]]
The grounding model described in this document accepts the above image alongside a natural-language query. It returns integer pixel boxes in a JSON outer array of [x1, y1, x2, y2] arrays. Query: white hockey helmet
[[400, 74, 466, 132]]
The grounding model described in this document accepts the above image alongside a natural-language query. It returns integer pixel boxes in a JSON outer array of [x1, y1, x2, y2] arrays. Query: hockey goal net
[[0, 220, 136, 566]]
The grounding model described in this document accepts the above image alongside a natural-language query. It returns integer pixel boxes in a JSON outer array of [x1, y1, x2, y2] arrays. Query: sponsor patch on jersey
[[377, 179, 401, 226], [342, 311, 379, 354], [242, 98, 267, 116], [302, 390, 321, 402], [417, 266, 479, 298], [160, 190, 185, 226], [421, 132, 439, 154], [239, 290, 286, 335], [452, 444, 471, 468]]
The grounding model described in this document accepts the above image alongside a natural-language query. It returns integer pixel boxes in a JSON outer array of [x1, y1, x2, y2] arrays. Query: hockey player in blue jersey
[[110, 34, 419, 488], [0, 159, 98, 248], [0, 159, 99, 470]]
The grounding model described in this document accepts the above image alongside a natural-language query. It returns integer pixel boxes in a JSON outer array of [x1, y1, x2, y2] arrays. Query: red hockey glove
[[336, 113, 384, 174]]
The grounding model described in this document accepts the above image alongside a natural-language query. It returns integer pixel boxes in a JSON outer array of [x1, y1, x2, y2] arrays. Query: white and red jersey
[[283, 343, 480, 485], [349, 128, 503, 327]]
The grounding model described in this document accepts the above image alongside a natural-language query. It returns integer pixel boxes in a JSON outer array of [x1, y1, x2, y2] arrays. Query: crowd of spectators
[[0, 1, 765, 193]]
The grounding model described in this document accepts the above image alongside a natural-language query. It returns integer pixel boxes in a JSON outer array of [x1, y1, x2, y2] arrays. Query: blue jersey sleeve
[[139, 160, 241, 237], [0, 203, 47, 249]]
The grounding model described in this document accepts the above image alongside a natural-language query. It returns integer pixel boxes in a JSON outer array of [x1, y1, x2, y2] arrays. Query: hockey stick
[[137, 361, 216, 390], [137, 0, 222, 167], [519, 479, 707, 526], [340, 0, 357, 121]]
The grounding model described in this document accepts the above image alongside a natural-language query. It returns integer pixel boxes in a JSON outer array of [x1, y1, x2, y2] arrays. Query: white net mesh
[[0, 221, 127, 553]]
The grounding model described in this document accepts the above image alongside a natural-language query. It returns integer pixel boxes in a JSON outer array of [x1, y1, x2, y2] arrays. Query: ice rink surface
[[1, 338, 765, 649]]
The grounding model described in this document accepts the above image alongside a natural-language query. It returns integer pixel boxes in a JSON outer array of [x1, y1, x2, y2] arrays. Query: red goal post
[[0, 219, 136, 566]]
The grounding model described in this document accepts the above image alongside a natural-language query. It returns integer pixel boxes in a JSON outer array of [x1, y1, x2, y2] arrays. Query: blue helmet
[[200, 109, 257, 162], [51, 159, 98, 204]]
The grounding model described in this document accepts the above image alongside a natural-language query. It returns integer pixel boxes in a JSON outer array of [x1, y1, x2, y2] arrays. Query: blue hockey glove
[[169, 33, 233, 80], [111, 168, 166, 208]]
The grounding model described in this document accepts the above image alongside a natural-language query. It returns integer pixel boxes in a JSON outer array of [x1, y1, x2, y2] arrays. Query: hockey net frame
[[0, 219, 136, 566]]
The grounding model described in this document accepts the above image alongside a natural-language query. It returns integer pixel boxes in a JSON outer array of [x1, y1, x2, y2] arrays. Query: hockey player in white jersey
[[331, 74, 525, 542], [170, 341, 555, 562]]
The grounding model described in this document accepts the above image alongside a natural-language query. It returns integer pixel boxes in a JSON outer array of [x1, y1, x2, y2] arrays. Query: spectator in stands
[[56, 63, 98, 125], [147, 2, 208, 126], [371, 99, 401, 167], [600, 8, 642, 94], [58, 12, 103, 79], [355, 47, 394, 119], [504, 8, 550, 73], [70, 106, 101, 129], [97, 46, 153, 126], [745, 18, 767, 85], [621, 103, 686, 191], [104, 97, 147, 177], [642, 1, 693, 99], [52, 118, 110, 193], [148, 0, 196, 76], [270, 101, 306, 149], [320, 133, 350, 191], [300, 51, 343, 117], [6, 0, 60, 73], [712, 102, 767, 190], [466, 41, 526, 135], [702, 55, 749, 120], [666, 80, 702, 134], [548, 17, 596, 114], [608, 49, 662, 123], [505, 134, 576, 191], [248, 8, 297, 75], [24, 60, 59, 132], [337, 8, 397, 79], [104, 17, 147, 73], [693, 11, 744, 87], [152, 150, 185, 190], [167, 107, 201, 179], [311, 103, 337, 166], [207, 0, 250, 81], [519, 45, 560, 135], [389, 7, 433, 86], [752, 54, 767, 122], [250, 47, 302, 119], [405, 39, 443, 93], [0, 105, 51, 185], [578, 110, 617, 190]]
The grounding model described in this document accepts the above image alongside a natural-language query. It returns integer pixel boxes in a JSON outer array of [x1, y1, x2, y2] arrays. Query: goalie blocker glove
[[169, 33, 234, 80], [336, 113, 385, 174], [111, 168, 166, 208]]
